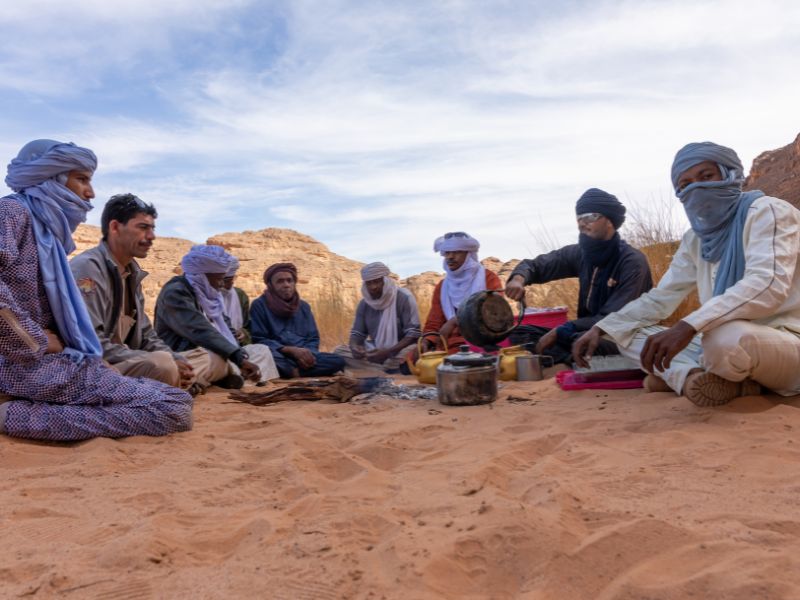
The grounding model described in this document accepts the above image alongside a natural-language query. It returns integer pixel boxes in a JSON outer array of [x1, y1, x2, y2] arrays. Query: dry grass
[[308, 279, 355, 351]]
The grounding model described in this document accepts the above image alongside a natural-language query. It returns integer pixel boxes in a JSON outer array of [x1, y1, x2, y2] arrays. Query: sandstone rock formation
[[70, 226, 578, 349], [744, 133, 800, 207], [68, 132, 796, 350]]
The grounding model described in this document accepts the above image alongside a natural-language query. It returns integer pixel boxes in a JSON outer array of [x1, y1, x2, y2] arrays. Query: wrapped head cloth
[[575, 188, 625, 229], [433, 232, 486, 320], [263, 262, 298, 287], [671, 142, 744, 192], [433, 232, 480, 261], [262, 263, 300, 318], [361, 261, 391, 282], [670, 141, 764, 296], [3, 139, 101, 359], [180, 245, 238, 345], [181, 244, 233, 275]]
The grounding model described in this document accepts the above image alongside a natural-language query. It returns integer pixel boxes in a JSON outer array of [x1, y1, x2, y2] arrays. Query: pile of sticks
[[228, 376, 390, 406]]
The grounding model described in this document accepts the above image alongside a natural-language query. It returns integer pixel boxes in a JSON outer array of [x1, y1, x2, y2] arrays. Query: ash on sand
[[350, 380, 438, 404]]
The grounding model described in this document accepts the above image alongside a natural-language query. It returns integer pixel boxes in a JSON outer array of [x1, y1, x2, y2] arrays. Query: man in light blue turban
[[0, 139, 193, 440], [155, 244, 279, 389], [574, 141, 800, 407]]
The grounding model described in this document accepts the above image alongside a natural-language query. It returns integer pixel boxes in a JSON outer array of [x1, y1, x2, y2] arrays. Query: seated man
[[221, 256, 252, 346], [70, 193, 198, 389], [0, 139, 192, 441], [250, 262, 345, 378], [574, 141, 800, 407], [155, 245, 279, 389], [419, 232, 502, 354], [505, 189, 653, 363], [335, 262, 421, 372]]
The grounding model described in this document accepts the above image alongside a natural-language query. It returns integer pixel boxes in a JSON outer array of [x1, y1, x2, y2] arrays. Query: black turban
[[575, 188, 626, 229]]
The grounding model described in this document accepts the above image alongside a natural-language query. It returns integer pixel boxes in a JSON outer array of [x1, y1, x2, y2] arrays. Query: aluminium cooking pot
[[436, 345, 498, 406]]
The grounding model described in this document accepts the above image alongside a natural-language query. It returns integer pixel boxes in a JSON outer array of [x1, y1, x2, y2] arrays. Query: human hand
[[45, 329, 64, 354], [351, 345, 367, 360], [439, 317, 458, 342], [240, 359, 261, 382], [284, 346, 316, 370], [571, 326, 604, 368], [505, 275, 526, 302], [640, 321, 696, 373], [419, 337, 435, 353], [176, 359, 194, 388], [367, 348, 392, 364], [234, 329, 247, 344], [535, 328, 558, 354]]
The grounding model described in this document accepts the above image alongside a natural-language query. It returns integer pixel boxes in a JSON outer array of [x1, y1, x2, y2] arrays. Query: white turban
[[433, 232, 480, 261], [361, 261, 391, 282], [434, 232, 485, 320]]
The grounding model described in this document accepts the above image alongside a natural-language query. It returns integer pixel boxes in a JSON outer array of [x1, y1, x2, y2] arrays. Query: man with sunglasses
[[573, 142, 800, 406], [71, 194, 198, 390], [505, 189, 652, 364]]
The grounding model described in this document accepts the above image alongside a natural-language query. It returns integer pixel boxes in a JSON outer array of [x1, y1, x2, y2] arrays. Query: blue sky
[[2, 0, 799, 276]]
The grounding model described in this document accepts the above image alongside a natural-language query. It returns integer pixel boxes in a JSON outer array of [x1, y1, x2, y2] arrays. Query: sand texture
[[2, 376, 800, 599]]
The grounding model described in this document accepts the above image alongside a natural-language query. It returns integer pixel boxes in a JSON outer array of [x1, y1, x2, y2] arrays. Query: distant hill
[[72, 132, 799, 348]]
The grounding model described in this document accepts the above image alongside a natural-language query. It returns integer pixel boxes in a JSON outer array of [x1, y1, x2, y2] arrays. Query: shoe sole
[[684, 372, 760, 407]]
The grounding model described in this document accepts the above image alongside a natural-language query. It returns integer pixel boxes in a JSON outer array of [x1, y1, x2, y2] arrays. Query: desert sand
[[2, 375, 800, 599]]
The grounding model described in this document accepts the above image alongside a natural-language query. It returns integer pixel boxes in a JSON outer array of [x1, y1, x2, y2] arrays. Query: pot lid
[[443, 345, 496, 367]]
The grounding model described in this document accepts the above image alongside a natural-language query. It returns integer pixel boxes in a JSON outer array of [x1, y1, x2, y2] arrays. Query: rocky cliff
[[70, 227, 572, 348], [70, 131, 797, 349], [744, 133, 800, 206]]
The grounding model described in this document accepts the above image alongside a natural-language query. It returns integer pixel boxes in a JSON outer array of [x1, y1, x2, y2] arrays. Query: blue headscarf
[[5, 139, 102, 360], [181, 245, 239, 346], [671, 142, 764, 296]]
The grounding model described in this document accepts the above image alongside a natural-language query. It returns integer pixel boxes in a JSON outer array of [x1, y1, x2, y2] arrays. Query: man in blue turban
[[155, 244, 279, 389], [505, 189, 653, 364], [574, 142, 800, 406], [0, 139, 193, 440]]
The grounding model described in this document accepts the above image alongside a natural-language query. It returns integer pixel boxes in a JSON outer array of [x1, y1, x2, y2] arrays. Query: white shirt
[[599, 196, 800, 346]]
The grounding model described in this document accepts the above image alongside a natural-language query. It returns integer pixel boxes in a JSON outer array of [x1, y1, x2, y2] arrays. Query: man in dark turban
[[574, 141, 800, 407], [505, 188, 652, 364], [249, 262, 345, 378]]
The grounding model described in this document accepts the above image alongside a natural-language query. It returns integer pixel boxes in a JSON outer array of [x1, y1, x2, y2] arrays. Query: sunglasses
[[576, 212, 604, 224], [444, 231, 469, 239]]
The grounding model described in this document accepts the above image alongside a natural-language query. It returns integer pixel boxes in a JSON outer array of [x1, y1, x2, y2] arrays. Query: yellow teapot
[[498, 345, 534, 381], [407, 336, 449, 384]]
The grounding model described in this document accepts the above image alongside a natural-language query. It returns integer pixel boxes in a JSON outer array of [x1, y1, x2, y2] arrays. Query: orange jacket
[[422, 270, 503, 353]]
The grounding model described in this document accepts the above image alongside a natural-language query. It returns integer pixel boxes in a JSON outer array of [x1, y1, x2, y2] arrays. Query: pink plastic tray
[[556, 370, 644, 390]]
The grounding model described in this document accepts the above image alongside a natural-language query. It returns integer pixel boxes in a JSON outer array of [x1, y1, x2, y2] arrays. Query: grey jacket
[[70, 241, 176, 364]]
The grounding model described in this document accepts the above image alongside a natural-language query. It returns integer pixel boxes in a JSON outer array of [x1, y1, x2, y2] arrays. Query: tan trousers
[[616, 320, 800, 396], [112, 348, 213, 388], [203, 343, 280, 386], [112, 350, 181, 387]]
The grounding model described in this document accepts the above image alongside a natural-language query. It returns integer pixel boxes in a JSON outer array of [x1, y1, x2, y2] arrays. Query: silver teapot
[[436, 345, 497, 406]]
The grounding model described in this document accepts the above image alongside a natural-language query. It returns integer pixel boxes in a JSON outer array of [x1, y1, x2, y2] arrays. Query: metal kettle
[[457, 290, 525, 349], [436, 345, 498, 406]]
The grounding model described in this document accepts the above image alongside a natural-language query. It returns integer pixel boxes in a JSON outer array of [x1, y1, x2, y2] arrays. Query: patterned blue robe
[[0, 199, 193, 441]]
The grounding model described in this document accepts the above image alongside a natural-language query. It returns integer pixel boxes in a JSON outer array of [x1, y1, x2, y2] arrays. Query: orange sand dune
[[2, 377, 800, 599]]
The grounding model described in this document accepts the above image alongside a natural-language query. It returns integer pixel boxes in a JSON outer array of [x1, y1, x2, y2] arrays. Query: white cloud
[[2, 0, 799, 276]]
